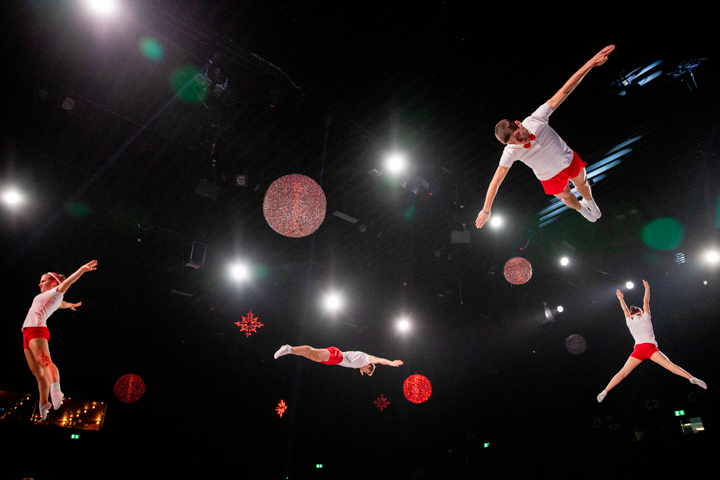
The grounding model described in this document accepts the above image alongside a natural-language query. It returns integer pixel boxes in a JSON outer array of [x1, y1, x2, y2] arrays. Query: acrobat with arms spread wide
[[274, 344, 403, 376], [597, 280, 707, 403], [476, 45, 615, 229], [21, 260, 97, 419]]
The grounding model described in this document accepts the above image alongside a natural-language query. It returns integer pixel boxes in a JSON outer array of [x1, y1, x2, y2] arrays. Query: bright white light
[[2, 190, 23, 206], [557, 306, 564, 313], [705, 251, 720, 264], [386, 154, 405, 173], [324, 293, 342, 312], [229, 264, 250, 281], [560, 257, 569, 266], [626, 281, 634, 289], [397, 318, 411, 332], [86, 0, 119, 16], [490, 216, 502, 228]]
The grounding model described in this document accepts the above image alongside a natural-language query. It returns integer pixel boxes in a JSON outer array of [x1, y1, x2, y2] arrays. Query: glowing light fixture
[[560, 257, 569, 266], [626, 281, 634, 289], [557, 306, 564, 313], [2, 190, 23, 206], [397, 318, 411, 332], [490, 216, 502, 228], [324, 293, 342, 312], [229, 263, 250, 281], [386, 154, 405, 173], [86, 0, 119, 16], [705, 251, 719, 264]]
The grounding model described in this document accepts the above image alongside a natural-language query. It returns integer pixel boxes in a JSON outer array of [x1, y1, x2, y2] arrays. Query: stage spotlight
[[2, 189, 23, 207], [557, 306, 564, 313], [626, 281, 634, 289], [490, 216, 502, 228], [324, 293, 343, 312], [86, 0, 119, 16], [705, 251, 719, 264], [397, 318, 411, 332], [229, 263, 250, 281], [385, 154, 405, 173], [560, 257, 569, 266]]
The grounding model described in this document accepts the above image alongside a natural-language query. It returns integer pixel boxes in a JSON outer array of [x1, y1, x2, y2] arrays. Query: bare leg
[[554, 186, 582, 210], [291, 345, 330, 363], [29, 338, 61, 408], [569, 168, 593, 201], [604, 356, 643, 393], [650, 351, 692, 380], [24, 348, 50, 404]]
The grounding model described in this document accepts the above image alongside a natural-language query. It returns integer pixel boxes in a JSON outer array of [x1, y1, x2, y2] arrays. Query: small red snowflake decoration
[[403, 374, 432, 404], [374, 394, 391, 411], [276, 399, 288, 418], [235, 310, 264, 337]]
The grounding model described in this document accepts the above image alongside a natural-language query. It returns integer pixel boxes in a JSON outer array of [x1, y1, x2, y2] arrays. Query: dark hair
[[495, 119, 518, 144], [629, 306, 642, 315]]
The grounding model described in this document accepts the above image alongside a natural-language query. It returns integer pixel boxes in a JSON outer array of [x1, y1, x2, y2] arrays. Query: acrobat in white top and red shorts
[[274, 344, 403, 376], [597, 280, 707, 403]]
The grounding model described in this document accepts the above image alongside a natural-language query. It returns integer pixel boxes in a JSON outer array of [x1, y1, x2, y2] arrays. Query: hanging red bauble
[[503, 257, 532, 285], [565, 334, 587, 355], [403, 374, 432, 404], [263, 174, 326, 237], [114, 374, 146, 403]]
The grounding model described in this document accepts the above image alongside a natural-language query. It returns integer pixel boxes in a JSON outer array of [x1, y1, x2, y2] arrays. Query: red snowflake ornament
[[503, 257, 533, 285], [235, 310, 264, 337], [276, 399, 288, 418], [403, 374, 432, 404], [374, 394, 391, 411]]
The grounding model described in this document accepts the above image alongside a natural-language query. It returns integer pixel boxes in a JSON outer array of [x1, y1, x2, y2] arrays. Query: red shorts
[[23, 327, 50, 350], [630, 343, 659, 361], [540, 151, 587, 195], [321, 346, 343, 365]]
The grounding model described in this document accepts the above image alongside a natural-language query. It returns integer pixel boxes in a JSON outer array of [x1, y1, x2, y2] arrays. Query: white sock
[[578, 201, 598, 222], [50, 382, 64, 410], [690, 377, 707, 389], [584, 198, 602, 219], [597, 390, 607, 403], [39, 401, 51, 420], [274, 344, 292, 359]]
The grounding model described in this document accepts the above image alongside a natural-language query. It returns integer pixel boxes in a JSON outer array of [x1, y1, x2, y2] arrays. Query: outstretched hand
[[475, 211, 490, 229], [81, 260, 98, 273], [391, 360, 404, 367], [643, 279, 649, 289], [589, 45, 615, 67], [68, 301, 82, 311], [616, 289, 623, 298]]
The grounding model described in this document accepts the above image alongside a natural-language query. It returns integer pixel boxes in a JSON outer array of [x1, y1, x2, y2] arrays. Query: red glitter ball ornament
[[503, 257, 532, 285], [403, 374, 432, 404], [114, 374, 146, 403], [263, 174, 326, 237]]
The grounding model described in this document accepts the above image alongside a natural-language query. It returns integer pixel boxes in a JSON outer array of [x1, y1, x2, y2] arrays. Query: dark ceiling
[[2, 1, 719, 479]]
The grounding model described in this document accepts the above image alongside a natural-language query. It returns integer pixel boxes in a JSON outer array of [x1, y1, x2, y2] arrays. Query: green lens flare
[[170, 66, 207, 104], [67, 202, 90, 218], [641, 218, 684, 251], [139, 37, 164, 60]]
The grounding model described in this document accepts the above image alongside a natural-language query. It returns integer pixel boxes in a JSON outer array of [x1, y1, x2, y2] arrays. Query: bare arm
[[546, 45, 615, 111], [642, 280, 650, 315], [475, 165, 510, 228], [367, 355, 403, 367], [616, 289, 630, 318], [57, 260, 97, 294], [59, 301, 82, 311]]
